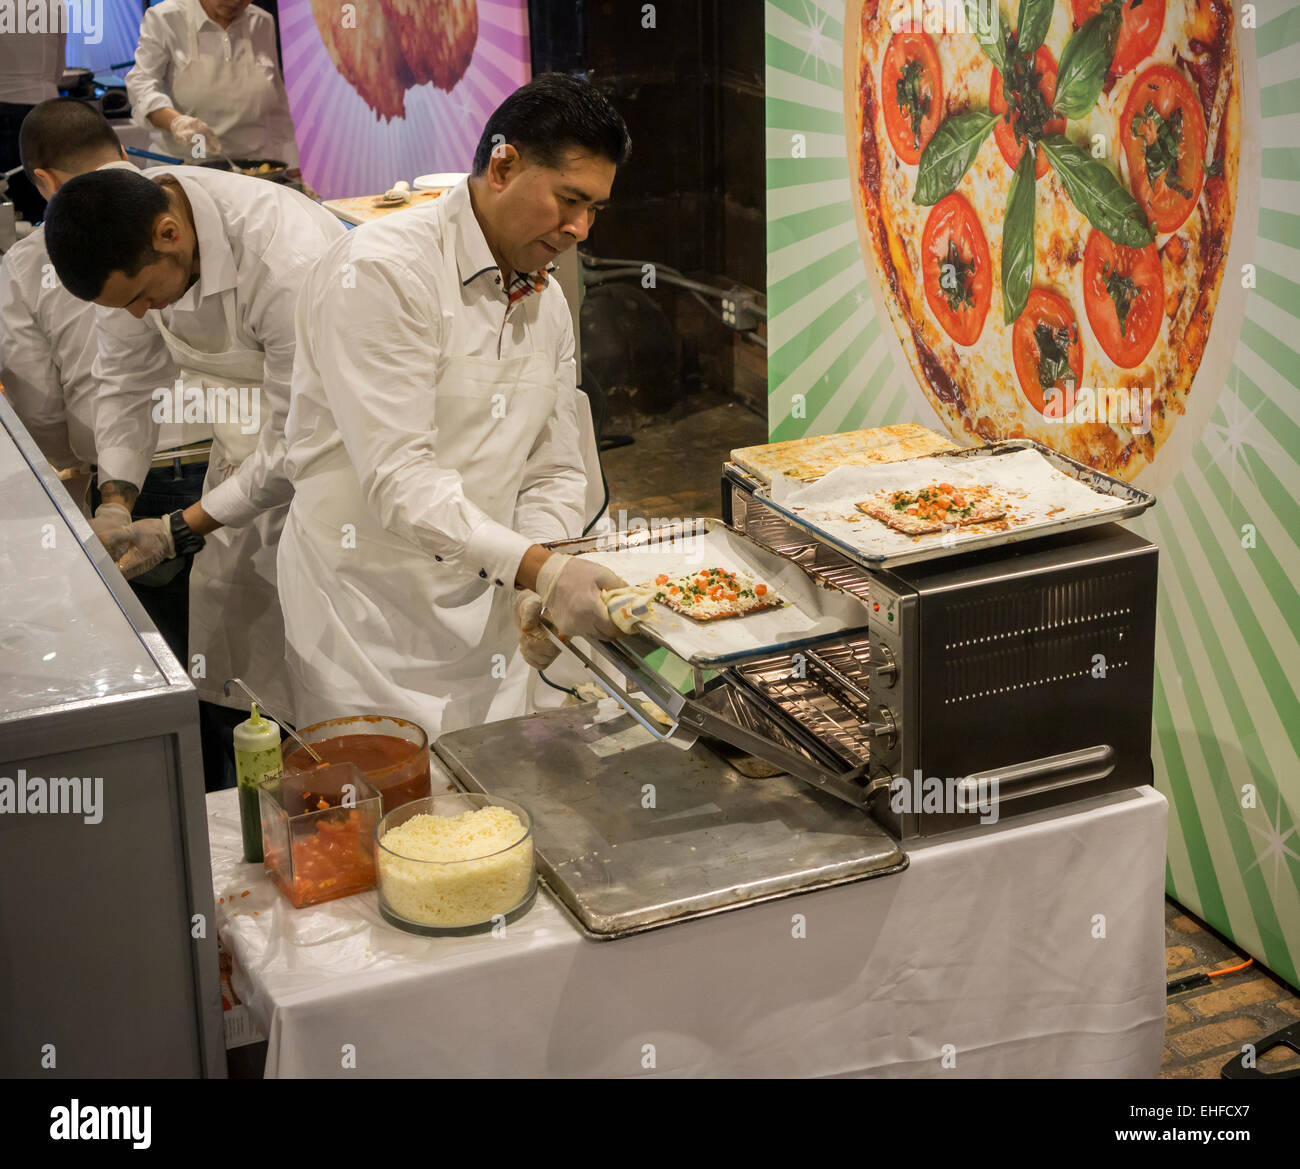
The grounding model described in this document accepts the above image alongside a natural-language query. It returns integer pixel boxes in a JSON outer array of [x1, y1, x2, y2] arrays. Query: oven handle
[[960, 744, 1116, 809]]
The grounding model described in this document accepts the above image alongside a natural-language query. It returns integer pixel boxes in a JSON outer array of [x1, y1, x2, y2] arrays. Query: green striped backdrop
[[765, 0, 1300, 986]]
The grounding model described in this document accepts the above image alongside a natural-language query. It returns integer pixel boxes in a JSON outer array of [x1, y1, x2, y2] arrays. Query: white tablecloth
[[208, 775, 1168, 1078]]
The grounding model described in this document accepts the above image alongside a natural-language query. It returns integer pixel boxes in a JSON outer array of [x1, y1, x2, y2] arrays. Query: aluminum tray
[[547, 518, 869, 668], [435, 702, 906, 939], [752, 439, 1155, 569]]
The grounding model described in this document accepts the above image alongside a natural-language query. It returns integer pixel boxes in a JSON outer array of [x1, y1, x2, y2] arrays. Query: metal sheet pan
[[435, 701, 906, 939], [753, 440, 1155, 569], [547, 518, 870, 667]]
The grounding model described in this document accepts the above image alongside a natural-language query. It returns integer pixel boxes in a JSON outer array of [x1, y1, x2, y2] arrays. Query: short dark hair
[[44, 169, 171, 301], [472, 72, 631, 177], [19, 98, 123, 185]]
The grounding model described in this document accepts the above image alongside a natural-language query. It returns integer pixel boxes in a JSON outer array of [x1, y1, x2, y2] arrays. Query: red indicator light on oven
[[873, 602, 880, 611]]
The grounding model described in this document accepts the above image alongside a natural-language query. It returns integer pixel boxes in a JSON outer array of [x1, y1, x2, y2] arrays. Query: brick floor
[[601, 393, 767, 524], [604, 400, 1300, 1080], [1161, 898, 1300, 1079]]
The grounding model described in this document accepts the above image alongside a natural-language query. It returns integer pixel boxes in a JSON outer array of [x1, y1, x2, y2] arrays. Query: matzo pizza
[[647, 568, 785, 621], [857, 481, 1008, 532]]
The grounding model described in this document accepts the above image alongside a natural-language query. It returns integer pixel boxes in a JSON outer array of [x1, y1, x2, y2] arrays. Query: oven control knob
[[869, 705, 897, 750], [873, 645, 898, 688]]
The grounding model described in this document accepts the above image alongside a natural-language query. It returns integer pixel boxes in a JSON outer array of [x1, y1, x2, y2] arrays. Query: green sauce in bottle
[[232, 703, 282, 864]]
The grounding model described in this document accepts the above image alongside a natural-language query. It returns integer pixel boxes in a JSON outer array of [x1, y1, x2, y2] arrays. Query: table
[[209, 773, 1168, 1077]]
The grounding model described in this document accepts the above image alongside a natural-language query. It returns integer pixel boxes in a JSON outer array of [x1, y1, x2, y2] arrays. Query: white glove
[[535, 552, 627, 642], [116, 515, 177, 581], [170, 114, 221, 157], [513, 589, 561, 670], [90, 501, 133, 560]]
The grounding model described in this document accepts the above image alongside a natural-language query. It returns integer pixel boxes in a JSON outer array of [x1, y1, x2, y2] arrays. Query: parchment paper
[[772, 448, 1130, 561], [575, 525, 866, 665]]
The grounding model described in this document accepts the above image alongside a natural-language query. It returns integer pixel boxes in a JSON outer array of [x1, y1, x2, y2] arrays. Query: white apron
[[149, 2, 288, 161], [155, 289, 293, 716], [576, 394, 605, 533], [280, 348, 580, 739]]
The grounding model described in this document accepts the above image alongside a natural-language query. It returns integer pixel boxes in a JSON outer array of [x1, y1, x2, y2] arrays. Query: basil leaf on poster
[[914, 111, 999, 206], [1002, 150, 1036, 323], [1016, 0, 1054, 55], [964, 0, 1006, 71], [1053, 0, 1123, 119], [1040, 133, 1155, 247]]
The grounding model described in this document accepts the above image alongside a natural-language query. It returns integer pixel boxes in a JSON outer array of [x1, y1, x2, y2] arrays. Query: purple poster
[[279, 0, 532, 198]]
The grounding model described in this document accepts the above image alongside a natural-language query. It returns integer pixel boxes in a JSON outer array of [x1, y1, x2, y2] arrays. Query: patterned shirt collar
[[449, 178, 555, 303]]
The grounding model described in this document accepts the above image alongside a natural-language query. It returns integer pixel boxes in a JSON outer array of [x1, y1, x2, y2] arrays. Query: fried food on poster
[[386, 0, 478, 91], [309, 0, 479, 121]]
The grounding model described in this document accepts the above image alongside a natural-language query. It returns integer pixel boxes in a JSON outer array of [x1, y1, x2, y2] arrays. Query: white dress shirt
[[284, 179, 588, 593], [0, 224, 98, 470], [126, 0, 298, 165], [93, 166, 344, 525]]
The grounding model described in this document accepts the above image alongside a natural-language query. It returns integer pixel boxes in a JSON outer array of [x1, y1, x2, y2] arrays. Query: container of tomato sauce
[[281, 715, 431, 814], [259, 763, 381, 908]]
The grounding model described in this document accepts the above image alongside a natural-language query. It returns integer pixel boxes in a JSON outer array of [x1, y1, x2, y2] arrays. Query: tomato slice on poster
[[1012, 289, 1084, 418], [881, 30, 944, 166], [1070, 0, 1166, 78], [922, 193, 992, 347], [990, 45, 1065, 180], [1082, 230, 1164, 368], [1121, 64, 1207, 234]]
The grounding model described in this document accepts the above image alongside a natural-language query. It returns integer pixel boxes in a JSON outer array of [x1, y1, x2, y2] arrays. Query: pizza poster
[[765, 0, 1299, 985], [278, 0, 531, 199]]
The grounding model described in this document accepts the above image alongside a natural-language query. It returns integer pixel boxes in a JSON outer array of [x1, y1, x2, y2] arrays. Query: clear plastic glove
[[116, 515, 176, 581], [90, 501, 133, 560], [170, 114, 221, 157], [513, 588, 560, 670], [535, 552, 627, 642]]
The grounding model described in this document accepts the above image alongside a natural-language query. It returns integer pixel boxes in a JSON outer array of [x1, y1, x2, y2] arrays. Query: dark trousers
[[93, 461, 240, 791]]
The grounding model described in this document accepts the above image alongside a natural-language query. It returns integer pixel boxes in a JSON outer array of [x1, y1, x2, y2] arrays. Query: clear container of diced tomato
[[259, 763, 381, 908]]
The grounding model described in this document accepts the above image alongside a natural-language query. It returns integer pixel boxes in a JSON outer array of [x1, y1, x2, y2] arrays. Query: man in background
[[2, 97, 205, 662], [0, 20, 65, 223]]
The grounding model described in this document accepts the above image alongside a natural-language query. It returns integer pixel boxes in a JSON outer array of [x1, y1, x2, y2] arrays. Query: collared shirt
[[284, 177, 586, 593], [0, 224, 98, 470], [0, 162, 142, 472], [92, 166, 345, 526], [125, 0, 299, 165]]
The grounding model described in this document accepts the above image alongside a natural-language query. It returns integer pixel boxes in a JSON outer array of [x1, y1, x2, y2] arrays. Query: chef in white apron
[[126, 0, 299, 166], [42, 164, 345, 738], [1, 103, 136, 516], [279, 74, 632, 738]]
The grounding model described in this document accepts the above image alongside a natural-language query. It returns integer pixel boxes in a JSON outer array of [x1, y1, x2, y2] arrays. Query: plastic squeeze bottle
[[233, 703, 282, 863]]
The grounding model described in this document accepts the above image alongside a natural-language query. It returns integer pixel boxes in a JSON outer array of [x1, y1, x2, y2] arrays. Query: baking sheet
[[768, 446, 1138, 566], [553, 522, 869, 667], [436, 701, 905, 939]]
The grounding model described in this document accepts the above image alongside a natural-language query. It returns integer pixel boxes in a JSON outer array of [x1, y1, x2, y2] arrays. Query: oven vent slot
[[943, 572, 1137, 650], [944, 625, 1133, 704]]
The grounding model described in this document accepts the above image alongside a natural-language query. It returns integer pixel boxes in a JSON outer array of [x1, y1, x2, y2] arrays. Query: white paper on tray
[[775, 449, 1129, 559], [573, 526, 863, 664]]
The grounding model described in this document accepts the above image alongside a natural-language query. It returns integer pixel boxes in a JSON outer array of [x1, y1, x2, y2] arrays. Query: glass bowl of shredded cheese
[[374, 793, 536, 935]]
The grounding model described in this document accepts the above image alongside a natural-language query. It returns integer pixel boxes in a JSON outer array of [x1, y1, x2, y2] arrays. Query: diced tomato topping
[[655, 574, 669, 585], [755, 584, 767, 597]]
